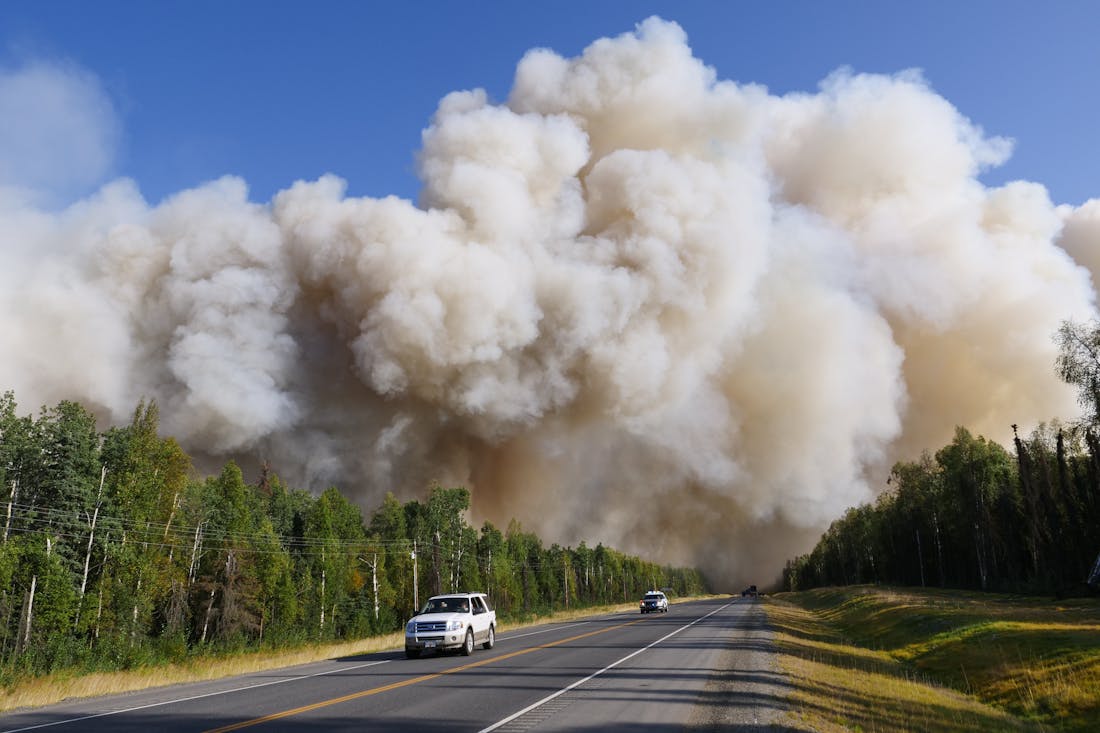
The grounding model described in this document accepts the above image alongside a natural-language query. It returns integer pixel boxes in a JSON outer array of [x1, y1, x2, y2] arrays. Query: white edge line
[[1, 658, 392, 733], [478, 601, 734, 733]]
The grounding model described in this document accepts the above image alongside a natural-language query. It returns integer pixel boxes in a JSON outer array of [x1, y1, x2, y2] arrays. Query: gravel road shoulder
[[689, 599, 799, 731]]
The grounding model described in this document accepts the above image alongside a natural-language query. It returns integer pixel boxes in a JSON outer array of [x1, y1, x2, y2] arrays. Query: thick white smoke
[[3, 19, 1099, 586]]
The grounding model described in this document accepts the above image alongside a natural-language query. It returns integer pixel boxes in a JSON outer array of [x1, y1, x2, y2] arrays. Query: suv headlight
[[406, 620, 416, 633], [447, 619, 464, 631]]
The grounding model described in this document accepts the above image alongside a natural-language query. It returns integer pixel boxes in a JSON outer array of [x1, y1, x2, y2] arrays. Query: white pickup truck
[[405, 592, 496, 658]]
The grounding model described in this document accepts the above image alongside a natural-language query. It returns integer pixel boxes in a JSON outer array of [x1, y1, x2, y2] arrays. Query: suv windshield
[[421, 597, 469, 614], [645, 594, 663, 600]]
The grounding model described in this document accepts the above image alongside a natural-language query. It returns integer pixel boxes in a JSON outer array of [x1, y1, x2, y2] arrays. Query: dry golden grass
[[0, 596, 710, 712], [766, 597, 1038, 732], [0, 633, 404, 713]]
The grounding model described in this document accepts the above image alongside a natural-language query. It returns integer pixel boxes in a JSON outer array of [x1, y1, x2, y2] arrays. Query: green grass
[[769, 585, 1100, 731]]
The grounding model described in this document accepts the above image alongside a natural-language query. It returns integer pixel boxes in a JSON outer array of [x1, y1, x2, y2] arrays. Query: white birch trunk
[[200, 586, 215, 644], [131, 575, 142, 646], [94, 575, 105, 640], [3, 479, 18, 541], [188, 523, 203, 587], [21, 574, 36, 652], [163, 492, 180, 563], [3, 479, 17, 544], [563, 559, 569, 608], [372, 553, 379, 620], [77, 466, 107, 623], [163, 492, 180, 540], [21, 537, 52, 652]]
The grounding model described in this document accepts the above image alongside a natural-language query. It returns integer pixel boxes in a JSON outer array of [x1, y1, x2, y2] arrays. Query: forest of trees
[[0, 394, 706, 681], [783, 320, 1100, 595]]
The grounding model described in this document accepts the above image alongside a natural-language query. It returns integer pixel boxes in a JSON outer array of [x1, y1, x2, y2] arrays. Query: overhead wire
[[0, 502, 657, 575]]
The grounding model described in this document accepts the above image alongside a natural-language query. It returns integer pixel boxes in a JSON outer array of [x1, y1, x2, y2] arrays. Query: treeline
[[0, 393, 706, 679], [782, 424, 1100, 593], [784, 320, 1100, 595]]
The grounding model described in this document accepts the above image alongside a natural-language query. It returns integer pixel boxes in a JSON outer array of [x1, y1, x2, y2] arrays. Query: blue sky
[[2, 1, 1097, 207]]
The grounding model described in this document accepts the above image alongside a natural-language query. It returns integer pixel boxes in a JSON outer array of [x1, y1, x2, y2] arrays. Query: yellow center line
[[203, 619, 643, 732]]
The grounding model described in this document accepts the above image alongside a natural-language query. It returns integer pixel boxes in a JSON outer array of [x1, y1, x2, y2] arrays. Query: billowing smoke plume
[[3, 19, 1099, 586]]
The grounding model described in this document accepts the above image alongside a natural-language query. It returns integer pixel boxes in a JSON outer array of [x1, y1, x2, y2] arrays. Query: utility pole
[[412, 540, 419, 612], [563, 556, 569, 608]]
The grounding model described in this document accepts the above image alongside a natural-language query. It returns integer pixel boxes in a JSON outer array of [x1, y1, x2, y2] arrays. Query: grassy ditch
[[767, 586, 1100, 732], [0, 596, 688, 712], [0, 633, 406, 714]]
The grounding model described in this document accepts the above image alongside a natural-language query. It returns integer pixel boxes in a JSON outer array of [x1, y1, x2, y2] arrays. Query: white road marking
[[499, 620, 592, 641], [499, 608, 657, 642], [0, 658, 392, 732], [478, 602, 734, 733]]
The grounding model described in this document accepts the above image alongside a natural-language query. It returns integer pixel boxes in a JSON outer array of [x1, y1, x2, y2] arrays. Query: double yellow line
[[205, 618, 642, 732]]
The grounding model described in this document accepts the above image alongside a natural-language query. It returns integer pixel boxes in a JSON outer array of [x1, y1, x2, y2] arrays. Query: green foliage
[[0, 391, 708, 684], [1057, 320, 1100, 425], [784, 423, 1100, 595], [780, 322, 1100, 596]]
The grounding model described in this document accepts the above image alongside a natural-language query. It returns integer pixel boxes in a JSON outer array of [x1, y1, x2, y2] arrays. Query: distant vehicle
[[741, 585, 758, 597], [405, 592, 496, 658], [639, 590, 669, 613]]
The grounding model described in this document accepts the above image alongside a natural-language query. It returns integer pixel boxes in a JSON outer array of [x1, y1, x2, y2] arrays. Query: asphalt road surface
[[0, 597, 788, 733]]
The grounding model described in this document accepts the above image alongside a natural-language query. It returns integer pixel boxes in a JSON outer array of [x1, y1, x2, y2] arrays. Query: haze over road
[[0, 598, 784, 732]]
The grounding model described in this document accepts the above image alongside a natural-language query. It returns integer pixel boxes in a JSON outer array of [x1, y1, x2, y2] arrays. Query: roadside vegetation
[[781, 419, 1100, 599], [0, 391, 706, 700], [768, 585, 1100, 732], [774, 322, 1100, 730], [784, 320, 1100, 599], [783, 316, 1100, 598]]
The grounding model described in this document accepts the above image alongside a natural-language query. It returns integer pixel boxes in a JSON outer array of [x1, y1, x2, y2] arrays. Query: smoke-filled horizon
[[3, 18, 1100, 586]]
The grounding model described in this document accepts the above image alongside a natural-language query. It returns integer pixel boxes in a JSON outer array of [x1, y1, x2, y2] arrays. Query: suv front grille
[[415, 621, 447, 633]]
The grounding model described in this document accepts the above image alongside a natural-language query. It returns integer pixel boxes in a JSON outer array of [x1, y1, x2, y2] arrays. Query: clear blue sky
[[2, 1, 1097, 207]]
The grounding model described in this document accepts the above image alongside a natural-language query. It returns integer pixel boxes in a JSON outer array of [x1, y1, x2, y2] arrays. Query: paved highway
[[0, 597, 784, 732]]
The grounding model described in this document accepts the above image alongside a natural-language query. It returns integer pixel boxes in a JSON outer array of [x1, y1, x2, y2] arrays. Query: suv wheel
[[461, 628, 474, 656], [482, 625, 495, 650]]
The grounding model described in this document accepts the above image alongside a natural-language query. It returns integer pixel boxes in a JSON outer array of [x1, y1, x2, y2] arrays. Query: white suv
[[405, 592, 496, 658], [639, 590, 669, 613]]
